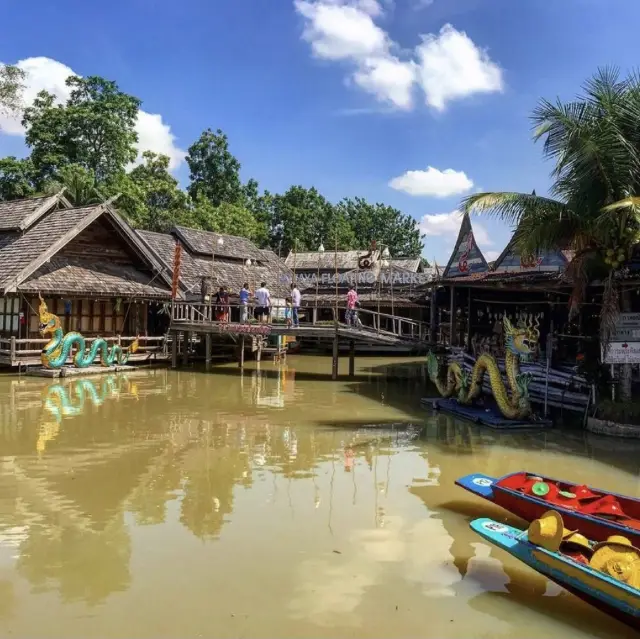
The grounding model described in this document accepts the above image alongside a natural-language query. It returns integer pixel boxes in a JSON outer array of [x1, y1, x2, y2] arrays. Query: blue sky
[[1, 0, 639, 264]]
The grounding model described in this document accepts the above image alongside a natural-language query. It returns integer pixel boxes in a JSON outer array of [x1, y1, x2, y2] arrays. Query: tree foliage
[[186, 128, 243, 207], [0, 157, 36, 201], [0, 64, 26, 119], [23, 75, 140, 185], [0, 71, 424, 258]]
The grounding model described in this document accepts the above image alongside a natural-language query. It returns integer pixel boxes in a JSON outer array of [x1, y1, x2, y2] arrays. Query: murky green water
[[0, 356, 638, 638]]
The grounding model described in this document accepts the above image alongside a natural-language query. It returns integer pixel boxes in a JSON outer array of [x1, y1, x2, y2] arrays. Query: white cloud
[[389, 166, 473, 197], [415, 24, 503, 111], [294, 2, 503, 111], [419, 210, 492, 249], [485, 250, 500, 261], [0, 57, 185, 171]]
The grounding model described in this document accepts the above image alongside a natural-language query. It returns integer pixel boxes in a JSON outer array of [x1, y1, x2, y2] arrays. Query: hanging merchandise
[[64, 300, 72, 315], [115, 298, 122, 313]]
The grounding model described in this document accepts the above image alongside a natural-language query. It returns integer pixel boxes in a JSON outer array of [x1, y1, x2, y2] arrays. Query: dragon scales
[[38, 296, 139, 369], [426, 315, 540, 420]]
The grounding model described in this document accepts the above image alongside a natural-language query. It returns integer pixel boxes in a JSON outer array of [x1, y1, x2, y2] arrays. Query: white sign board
[[611, 313, 640, 341], [603, 341, 640, 364]]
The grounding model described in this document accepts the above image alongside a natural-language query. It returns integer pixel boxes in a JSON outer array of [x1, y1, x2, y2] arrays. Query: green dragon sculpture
[[39, 296, 139, 369], [426, 315, 540, 420]]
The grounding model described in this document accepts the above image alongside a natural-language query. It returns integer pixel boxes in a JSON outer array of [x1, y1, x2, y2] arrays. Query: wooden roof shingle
[[0, 192, 67, 231], [173, 226, 258, 260]]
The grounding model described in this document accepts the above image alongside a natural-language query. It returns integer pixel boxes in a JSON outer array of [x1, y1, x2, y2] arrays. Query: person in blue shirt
[[239, 282, 250, 323]]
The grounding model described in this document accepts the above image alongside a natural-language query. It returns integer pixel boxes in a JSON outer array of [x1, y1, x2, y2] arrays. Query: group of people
[[213, 282, 361, 328]]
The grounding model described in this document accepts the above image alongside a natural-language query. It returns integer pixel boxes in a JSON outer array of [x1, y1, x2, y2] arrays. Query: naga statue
[[39, 296, 139, 369], [426, 315, 540, 420]]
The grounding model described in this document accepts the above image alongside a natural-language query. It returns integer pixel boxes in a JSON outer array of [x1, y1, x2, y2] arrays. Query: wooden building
[[0, 193, 173, 365], [137, 227, 293, 314]]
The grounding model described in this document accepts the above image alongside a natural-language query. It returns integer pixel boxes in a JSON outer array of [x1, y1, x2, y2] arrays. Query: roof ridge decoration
[[442, 212, 488, 279]]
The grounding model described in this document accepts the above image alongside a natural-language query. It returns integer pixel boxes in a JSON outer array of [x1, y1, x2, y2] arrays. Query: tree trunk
[[620, 289, 633, 402]]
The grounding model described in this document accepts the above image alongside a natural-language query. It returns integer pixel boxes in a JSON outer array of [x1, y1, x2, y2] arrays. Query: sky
[[1, 0, 640, 265]]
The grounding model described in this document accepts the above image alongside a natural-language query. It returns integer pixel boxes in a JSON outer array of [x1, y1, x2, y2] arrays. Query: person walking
[[254, 282, 271, 324], [346, 285, 358, 326], [240, 282, 250, 323], [290, 283, 301, 327]]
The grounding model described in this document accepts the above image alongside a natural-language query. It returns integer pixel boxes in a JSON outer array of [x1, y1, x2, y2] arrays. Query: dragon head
[[503, 315, 540, 361], [38, 294, 61, 336]]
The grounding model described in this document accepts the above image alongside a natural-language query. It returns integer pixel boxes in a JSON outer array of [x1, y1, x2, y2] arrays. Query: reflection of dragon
[[38, 296, 139, 369], [426, 316, 540, 420], [37, 375, 139, 453]]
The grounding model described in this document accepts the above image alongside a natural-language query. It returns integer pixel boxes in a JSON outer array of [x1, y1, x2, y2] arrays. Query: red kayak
[[456, 471, 640, 546]]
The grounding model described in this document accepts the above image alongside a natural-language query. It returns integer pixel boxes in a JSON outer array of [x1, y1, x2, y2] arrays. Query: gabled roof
[[492, 226, 569, 274], [173, 226, 258, 260], [137, 229, 292, 298], [0, 191, 69, 231], [0, 200, 173, 296], [442, 213, 488, 279], [391, 258, 422, 273]]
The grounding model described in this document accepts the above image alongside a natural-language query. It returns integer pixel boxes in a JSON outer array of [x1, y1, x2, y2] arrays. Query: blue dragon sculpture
[[39, 295, 139, 369]]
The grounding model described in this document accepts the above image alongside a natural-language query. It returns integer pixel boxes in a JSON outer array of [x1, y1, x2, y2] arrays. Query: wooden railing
[[0, 335, 169, 366], [170, 301, 430, 342]]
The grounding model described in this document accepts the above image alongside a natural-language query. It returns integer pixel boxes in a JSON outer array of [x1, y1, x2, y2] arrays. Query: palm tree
[[44, 164, 103, 206], [461, 68, 640, 400]]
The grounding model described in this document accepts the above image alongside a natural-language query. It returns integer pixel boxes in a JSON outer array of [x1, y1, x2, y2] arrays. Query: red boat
[[456, 471, 640, 547]]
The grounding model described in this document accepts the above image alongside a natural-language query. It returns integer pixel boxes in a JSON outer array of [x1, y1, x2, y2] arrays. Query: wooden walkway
[[169, 302, 431, 378]]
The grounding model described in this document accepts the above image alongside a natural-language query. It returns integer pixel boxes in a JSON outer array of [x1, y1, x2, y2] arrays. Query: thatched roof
[[0, 191, 68, 231], [173, 226, 258, 260], [391, 258, 422, 273], [21, 258, 171, 298], [137, 229, 292, 298], [0, 197, 172, 298], [285, 250, 381, 271]]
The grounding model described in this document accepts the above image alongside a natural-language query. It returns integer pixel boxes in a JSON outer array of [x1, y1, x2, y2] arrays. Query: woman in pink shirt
[[346, 286, 358, 326]]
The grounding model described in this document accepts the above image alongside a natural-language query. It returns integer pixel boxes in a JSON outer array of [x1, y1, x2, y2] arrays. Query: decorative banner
[[171, 243, 182, 299], [215, 324, 272, 336]]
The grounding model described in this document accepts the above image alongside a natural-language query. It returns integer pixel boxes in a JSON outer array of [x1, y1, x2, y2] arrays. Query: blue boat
[[470, 517, 640, 631]]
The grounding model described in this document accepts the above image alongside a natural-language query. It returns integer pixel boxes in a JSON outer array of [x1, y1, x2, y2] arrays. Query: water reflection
[[0, 360, 637, 637]]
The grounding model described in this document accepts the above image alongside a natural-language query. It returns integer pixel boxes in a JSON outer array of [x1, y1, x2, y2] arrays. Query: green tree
[[45, 163, 101, 205], [193, 195, 259, 239], [0, 157, 36, 200], [186, 128, 243, 207], [461, 68, 640, 400], [23, 75, 141, 185], [271, 185, 353, 252], [337, 197, 424, 256], [113, 152, 191, 232], [241, 178, 272, 246], [0, 64, 26, 120]]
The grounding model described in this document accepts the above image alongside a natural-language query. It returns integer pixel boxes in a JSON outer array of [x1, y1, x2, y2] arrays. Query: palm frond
[[460, 192, 565, 227]]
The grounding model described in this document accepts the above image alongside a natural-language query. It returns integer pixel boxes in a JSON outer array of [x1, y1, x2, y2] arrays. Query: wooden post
[[239, 335, 245, 368], [256, 338, 262, 362], [332, 335, 339, 380], [429, 286, 437, 344], [205, 333, 212, 369], [465, 287, 472, 352], [348, 340, 355, 378], [449, 285, 456, 347], [171, 331, 178, 369], [182, 331, 189, 366], [10, 336, 16, 367]]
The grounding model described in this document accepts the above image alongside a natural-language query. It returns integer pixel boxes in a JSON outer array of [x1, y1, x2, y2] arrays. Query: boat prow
[[455, 473, 497, 500]]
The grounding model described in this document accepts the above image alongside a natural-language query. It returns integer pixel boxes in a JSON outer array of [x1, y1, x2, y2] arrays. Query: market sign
[[611, 313, 640, 342], [603, 341, 640, 364]]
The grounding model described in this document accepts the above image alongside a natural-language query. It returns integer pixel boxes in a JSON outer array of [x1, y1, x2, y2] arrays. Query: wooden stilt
[[256, 338, 262, 362], [239, 335, 245, 368], [449, 286, 456, 347], [348, 340, 355, 378], [182, 331, 189, 366], [205, 333, 212, 369], [429, 286, 437, 344], [332, 335, 339, 380], [171, 331, 178, 369]]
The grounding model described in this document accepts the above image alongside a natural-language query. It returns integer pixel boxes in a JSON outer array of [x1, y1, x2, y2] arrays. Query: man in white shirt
[[290, 283, 301, 327], [254, 282, 271, 323]]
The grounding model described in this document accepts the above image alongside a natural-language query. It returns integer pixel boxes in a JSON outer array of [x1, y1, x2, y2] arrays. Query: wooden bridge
[[169, 302, 431, 378]]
